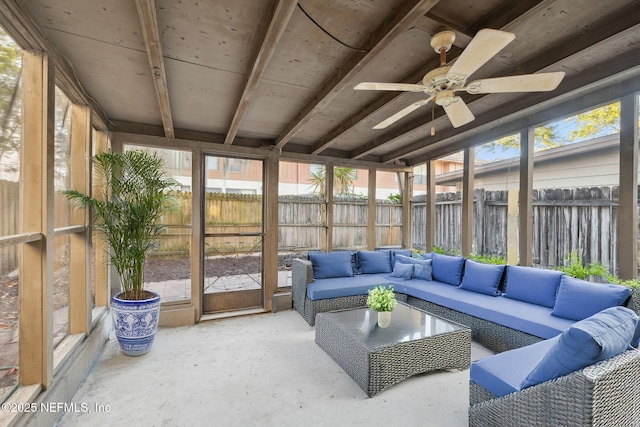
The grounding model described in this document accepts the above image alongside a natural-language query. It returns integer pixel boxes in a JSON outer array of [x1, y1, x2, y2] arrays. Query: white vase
[[378, 311, 391, 328]]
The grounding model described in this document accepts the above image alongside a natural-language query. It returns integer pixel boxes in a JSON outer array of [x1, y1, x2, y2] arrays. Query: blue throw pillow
[[420, 252, 433, 260], [431, 253, 465, 286], [459, 260, 505, 296], [395, 253, 429, 266], [552, 276, 632, 321], [503, 266, 563, 308], [413, 261, 433, 280], [390, 249, 412, 265], [357, 250, 392, 274], [308, 251, 354, 279], [390, 261, 413, 279], [520, 306, 638, 390]]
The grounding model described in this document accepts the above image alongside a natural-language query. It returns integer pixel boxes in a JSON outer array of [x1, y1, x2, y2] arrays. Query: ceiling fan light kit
[[355, 28, 566, 131]]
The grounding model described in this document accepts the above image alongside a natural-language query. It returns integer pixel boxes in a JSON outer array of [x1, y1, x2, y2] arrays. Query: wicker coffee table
[[315, 302, 471, 397]]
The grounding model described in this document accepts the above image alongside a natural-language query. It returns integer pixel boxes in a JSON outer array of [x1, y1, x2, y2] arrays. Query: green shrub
[[557, 253, 607, 280], [603, 274, 640, 289], [467, 253, 506, 265]]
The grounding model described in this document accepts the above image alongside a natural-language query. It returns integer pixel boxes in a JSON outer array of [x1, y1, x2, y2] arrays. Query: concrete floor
[[58, 309, 493, 427]]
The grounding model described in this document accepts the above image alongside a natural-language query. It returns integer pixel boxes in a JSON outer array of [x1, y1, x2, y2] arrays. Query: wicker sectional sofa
[[292, 250, 633, 352], [292, 250, 640, 426]]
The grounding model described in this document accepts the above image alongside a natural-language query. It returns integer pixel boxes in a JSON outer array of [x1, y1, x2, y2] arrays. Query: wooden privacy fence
[[150, 193, 404, 258], [1, 186, 630, 275], [278, 195, 403, 251], [412, 186, 626, 272]]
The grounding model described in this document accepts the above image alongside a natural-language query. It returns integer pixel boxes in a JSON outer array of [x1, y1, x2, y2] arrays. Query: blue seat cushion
[[390, 261, 413, 279], [520, 306, 638, 390], [357, 250, 392, 274], [395, 280, 574, 338], [306, 273, 392, 300], [503, 266, 563, 308], [459, 260, 505, 296], [431, 253, 465, 286], [552, 276, 631, 320], [471, 336, 559, 398], [308, 251, 354, 279]]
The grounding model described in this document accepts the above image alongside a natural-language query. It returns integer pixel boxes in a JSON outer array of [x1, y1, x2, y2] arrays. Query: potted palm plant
[[64, 150, 178, 356], [367, 285, 398, 328]]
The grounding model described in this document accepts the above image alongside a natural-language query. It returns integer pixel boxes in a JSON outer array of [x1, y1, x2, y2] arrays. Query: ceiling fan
[[354, 29, 565, 130]]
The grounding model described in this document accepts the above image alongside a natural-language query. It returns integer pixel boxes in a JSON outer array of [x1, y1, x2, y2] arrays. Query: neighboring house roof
[[436, 134, 619, 187]]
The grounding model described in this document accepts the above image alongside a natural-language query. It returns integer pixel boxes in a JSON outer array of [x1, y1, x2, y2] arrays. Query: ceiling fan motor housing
[[422, 66, 460, 92]]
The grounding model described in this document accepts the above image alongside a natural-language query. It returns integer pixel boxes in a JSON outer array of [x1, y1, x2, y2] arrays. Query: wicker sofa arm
[[292, 258, 313, 316], [469, 349, 640, 427]]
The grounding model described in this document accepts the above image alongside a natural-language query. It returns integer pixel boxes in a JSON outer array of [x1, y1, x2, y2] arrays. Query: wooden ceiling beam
[[224, 0, 297, 145], [135, 0, 174, 138], [368, 2, 640, 163], [273, 0, 441, 150], [468, 0, 554, 33], [310, 47, 462, 155], [317, 0, 554, 157], [384, 5, 640, 162]]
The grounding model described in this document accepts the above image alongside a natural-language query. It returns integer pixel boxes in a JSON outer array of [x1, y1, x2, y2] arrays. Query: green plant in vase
[[63, 149, 178, 355], [367, 285, 397, 328]]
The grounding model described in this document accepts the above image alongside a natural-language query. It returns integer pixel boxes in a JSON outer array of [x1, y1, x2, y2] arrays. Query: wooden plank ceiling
[[17, 0, 640, 165]]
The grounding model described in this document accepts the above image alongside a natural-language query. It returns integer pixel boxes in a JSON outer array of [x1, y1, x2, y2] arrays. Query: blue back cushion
[[390, 261, 414, 279], [459, 260, 505, 296], [357, 250, 392, 274], [520, 306, 638, 390], [308, 251, 354, 279], [552, 276, 631, 321], [503, 266, 563, 308], [431, 253, 465, 286]]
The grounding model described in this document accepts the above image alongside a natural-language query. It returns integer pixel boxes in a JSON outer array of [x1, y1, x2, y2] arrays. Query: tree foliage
[[478, 124, 561, 157], [308, 165, 356, 196], [568, 102, 620, 141], [477, 101, 625, 159], [0, 28, 21, 175]]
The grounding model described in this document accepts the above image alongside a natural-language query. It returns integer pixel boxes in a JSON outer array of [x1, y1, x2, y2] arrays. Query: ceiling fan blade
[[373, 97, 433, 129], [447, 29, 515, 80], [465, 71, 566, 94], [354, 82, 428, 92], [442, 97, 475, 128]]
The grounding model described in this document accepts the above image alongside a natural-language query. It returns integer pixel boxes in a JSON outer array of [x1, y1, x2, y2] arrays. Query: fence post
[[507, 189, 519, 265], [462, 147, 474, 256]]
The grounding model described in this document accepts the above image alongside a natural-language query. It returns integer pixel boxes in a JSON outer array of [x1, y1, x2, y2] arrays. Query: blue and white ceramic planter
[[111, 291, 161, 356]]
